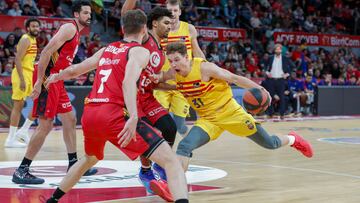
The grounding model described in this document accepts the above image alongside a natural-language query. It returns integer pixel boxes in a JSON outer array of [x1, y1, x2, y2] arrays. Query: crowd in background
[[0, 0, 359, 116]]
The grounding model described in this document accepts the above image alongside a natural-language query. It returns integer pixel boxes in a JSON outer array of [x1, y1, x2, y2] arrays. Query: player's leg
[[247, 124, 313, 157], [46, 116, 106, 203], [5, 99, 27, 147], [15, 71, 36, 144], [152, 113, 177, 181], [58, 103, 97, 176], [169, 91, 189, 136], [46, 155, 99, 203], [12, 116, 53, 184], [221, 99, 313, 158], [6, 69, 28, 147], [149, 142, 189, 202], [176, 126, 211, 171], [138, 99, 176, 186], [133, 120, 188, 202]]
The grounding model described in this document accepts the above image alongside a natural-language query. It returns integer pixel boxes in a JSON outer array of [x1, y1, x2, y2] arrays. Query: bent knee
[[176, 141, 193, 158]]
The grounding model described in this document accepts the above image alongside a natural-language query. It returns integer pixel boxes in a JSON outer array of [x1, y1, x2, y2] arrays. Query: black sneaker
[[12, 167, 45, 184]]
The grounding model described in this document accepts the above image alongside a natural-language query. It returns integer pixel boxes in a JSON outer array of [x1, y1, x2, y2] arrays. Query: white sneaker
[[4, 137, 27, 148], [15, 130, 30, 144]]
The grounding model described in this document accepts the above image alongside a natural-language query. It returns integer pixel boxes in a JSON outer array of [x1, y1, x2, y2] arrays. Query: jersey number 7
[[97, 69, 112, 93]]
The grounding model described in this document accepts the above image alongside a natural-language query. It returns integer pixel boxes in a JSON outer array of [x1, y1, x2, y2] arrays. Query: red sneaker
[[289, 131, 313, 158], [150, 180, 173, 202]]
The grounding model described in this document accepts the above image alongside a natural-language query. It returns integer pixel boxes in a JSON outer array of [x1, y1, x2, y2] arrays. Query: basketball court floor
[[0, 116, 360, 203]]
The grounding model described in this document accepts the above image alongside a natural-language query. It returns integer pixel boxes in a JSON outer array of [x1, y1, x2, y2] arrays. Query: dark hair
[[166, 42, 187, 56], [147, 7, 173, 29], [72, 0, 91, 15], [122, 10, 147, 35], [25, 17, 41, 28], [166, 0, 182, 7]]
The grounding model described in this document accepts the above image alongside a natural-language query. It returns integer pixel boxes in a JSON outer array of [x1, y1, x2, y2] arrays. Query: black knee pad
[[154, 114, 177, 146]]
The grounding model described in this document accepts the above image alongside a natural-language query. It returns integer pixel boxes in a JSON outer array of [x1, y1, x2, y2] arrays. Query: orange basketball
[[242, 88, 270, 115]]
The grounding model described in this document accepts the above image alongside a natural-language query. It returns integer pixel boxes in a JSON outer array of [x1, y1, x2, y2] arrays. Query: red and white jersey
[[47, 21, 80, 74], [86, 41, 141, 106], [138, 32, 166, 101]]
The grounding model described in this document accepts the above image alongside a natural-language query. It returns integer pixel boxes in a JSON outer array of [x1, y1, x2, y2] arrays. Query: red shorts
[[140, 95, 168, 124], [81, 103, 164, 160], [32, 81, 72, 119]]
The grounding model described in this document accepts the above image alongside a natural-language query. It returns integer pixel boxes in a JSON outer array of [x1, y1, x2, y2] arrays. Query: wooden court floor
[[1, 118, 360, 203]]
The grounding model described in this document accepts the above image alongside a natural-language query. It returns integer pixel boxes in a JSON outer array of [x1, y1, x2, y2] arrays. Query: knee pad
[[154, 115, 177, 146]]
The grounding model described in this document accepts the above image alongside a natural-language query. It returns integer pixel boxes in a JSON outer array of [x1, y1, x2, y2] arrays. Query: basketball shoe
[[289, 131, 313, 158]]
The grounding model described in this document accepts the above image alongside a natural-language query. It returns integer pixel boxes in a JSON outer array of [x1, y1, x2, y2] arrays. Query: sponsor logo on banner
[[274, 32, 360, 48], [196, 26, 246, 41]]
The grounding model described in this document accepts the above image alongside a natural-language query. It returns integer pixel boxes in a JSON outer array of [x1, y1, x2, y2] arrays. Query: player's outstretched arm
[[189, 24, 205, 59], [118, 46, 150, 148], [201, 61, 263, 89], [121, 0, 137, 16], [44, 48, 105, 88]]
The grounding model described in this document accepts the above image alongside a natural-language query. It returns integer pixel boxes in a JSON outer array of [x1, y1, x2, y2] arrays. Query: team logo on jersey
[[245, 120, 254, 130], [193, 82, 201, 88], [150, 52, 161, 67]]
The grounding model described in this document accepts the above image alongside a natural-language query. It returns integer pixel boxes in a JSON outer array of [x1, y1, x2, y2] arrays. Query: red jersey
[[138, 33, 165, 101], [86, 41, 141, 106], [47, 21, 80, 74]]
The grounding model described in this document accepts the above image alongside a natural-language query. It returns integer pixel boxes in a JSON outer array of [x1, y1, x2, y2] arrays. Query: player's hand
[[260, 87, 272, 104], [117, 116, 138, 148], [148, 73, 161, 84], [30, 80, 42, 100], [20, 79, 26, 92], [44, 73, 59, 89]]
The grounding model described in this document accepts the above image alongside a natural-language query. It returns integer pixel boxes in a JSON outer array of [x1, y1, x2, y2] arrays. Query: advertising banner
[[274, 32, 360, 48]]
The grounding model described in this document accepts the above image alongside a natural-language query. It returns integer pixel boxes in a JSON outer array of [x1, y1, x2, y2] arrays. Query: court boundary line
[[193, 158, 360, 179]]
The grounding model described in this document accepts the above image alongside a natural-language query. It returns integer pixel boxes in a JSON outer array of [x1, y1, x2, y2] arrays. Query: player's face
[[76, 6, 92, 27], [166, 4, 181, 25], [28, 21, 40, 37], [167, 52, 190, 76], [154, 17, 171, 39]]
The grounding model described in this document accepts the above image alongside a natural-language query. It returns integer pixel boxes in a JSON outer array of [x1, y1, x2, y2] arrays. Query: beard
[[29, 30, 39, 37], [79, 18, 91, 27]]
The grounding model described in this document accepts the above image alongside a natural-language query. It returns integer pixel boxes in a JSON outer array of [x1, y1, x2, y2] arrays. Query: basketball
[[242, 88, 270, 115]]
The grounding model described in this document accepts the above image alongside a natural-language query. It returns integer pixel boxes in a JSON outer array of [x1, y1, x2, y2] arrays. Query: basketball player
[[154, 0, 206, 136], [12, 1, 97, 185], [155, 42, 313, 171], [5, 18, 40, 148], [121, 1, 178, 191], [44, 10, 188, 203]]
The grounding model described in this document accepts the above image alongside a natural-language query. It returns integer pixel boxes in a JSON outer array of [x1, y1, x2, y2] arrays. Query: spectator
[[13, 27, 24, 44], [21, 0, 40, 15], [109, 0, 122, 32], [1, 62, 12, 76], [0, 1, 8, 14], [52, 6, 65, 18], [37, 30, 49, 52], [87, 33, 101, 57], [141, 0, 152, 14], [83, 72, 95, 86], [22, 4, 37, 16], [264, 43, 295, 119], [224, 0, 237, 28], [7, 2, 22, 16], [4, 34, 17, 58]]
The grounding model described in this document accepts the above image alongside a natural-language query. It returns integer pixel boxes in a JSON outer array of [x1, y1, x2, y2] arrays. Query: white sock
[[288, 135, 295, 146], [19, 119, 33, 132], [8, 126, 18, 139]]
